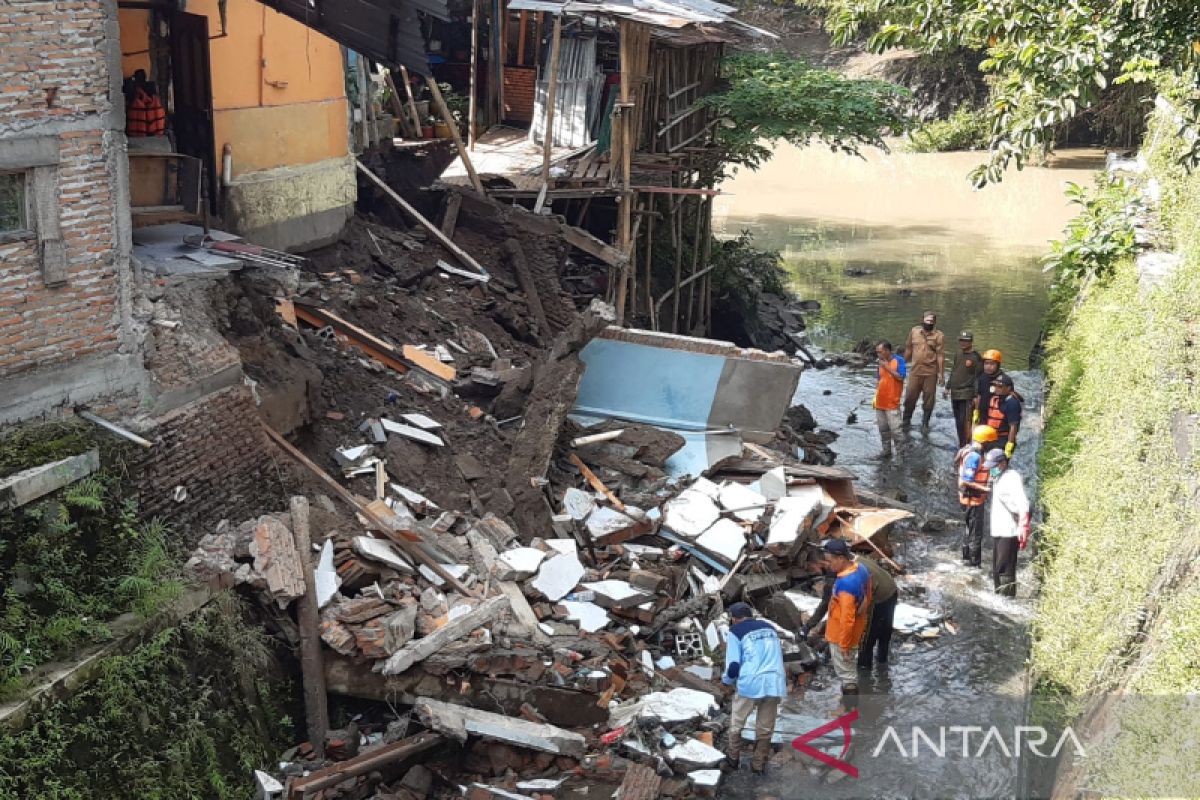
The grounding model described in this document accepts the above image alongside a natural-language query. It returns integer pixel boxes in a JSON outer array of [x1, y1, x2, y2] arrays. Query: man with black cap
[[722, 601, 786, 772], [821, 540, 872, 693], [944, 331, 983, 447], [984, 374, 1022, 458], [903, 310, 946, 429]]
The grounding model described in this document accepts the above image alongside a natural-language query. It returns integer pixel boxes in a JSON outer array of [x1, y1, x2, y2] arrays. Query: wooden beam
[[535, 13, 563, 215], [287, 733, 443, 799], [383, 72, 411, 137], [262, 425, 479, 598], [469, 0, 480, 149], [289, 496, 329, 760], [427, 77, 484, 194], [440, 191, 463, 238], [355, 159, 489, 280], [630, 185, 722, 196], [397, 65, 424, 137], [517, 10, 528, 66], [560, 224, 627, 267], [613, 20, 636, 324]]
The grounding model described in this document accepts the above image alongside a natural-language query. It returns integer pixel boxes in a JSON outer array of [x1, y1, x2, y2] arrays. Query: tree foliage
[[811, 0, 1200, 185], [702, 51, 911, 173]]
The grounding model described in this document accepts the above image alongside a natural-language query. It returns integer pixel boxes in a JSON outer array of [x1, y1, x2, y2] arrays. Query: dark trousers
[[858, 594, 896, 667], [903, 372, 938, 422], [963, 504, 985, 565], [993, 537, 1019, 596], [951, 398, 974, 447]]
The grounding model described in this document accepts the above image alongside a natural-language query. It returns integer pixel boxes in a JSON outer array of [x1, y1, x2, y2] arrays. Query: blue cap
[[984, 449, 1007, 468], [728, 602, 754, 619], [823, 539, 851, 556]]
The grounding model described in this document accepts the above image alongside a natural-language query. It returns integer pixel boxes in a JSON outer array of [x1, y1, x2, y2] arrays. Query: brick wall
[[503, 67, 536, 124], [133, 385, 279, 537], [0, 0, 128, 382]]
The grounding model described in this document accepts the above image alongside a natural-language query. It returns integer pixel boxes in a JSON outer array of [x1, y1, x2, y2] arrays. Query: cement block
[[0, 449, 100, 510]]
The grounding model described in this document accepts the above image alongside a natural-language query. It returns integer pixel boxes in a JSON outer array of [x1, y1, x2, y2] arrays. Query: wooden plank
[[560, 224, 627, 267], [427, 76, 484, 194], [261, 425, 479, 598], [630, 185, 722, 196], [355, 159, 489, 279], [293, 305, 411, 376], [440, 191, 463, 238], [469, 0, 480, 149], [568, 453, 625, 511], [383, 71, 412, 137], [517, 9, 528, 66], [397, 66, 424, 137], [534, 14, 563, 215], [287, 733, 443, 799], [289, 496, 330, 760]]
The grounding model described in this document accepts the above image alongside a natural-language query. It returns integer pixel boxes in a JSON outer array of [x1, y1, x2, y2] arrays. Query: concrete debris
[[381, 418, 446, 447], [334, 444, 375, 469], [352, 536, 414, 574], [717, 481, 767, 522], [561, 487, 596, 520], [390, 483, 440, 512], [250, 516, 306, 607], [687, 769, 722, 789], [401, 412, 443, 429], [415, 697, 587, 756], [0, 449, 101, 510], [662, 490, 721, 539], [254, 769, 284, 799], [530, 553, 585, 602], [693, 518, 746, 565], [666, 738, 726, 769], [496, 547, 547, 580], [315, 539, 340, 608], [561, 600, 611, 633], [580, 580, 652, 609], [380, 595, 510, 675], [545, 538, 577, 556]]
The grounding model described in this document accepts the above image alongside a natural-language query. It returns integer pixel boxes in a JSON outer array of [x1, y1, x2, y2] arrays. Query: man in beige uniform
[[903, 310, 945, 430]]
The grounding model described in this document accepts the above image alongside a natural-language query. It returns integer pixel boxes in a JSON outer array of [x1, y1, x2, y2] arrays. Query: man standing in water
[[985, 449, 1030, 596], [873, 340, 906, 458], [903, 311, 945, 429], [822, 540, 872, 693], [984, 374, 1022, 458], [945, 331, 983, 447], [957, 425, 996, 567], [723, 601, 786, 773]]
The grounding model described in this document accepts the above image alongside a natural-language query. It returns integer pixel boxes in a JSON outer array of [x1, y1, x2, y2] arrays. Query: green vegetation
[[810, 0, 1200, 184], [1041, 175, 1142, 285], [0, 595, 296, 800], [703, 51, 911, 174], [1034, 97, 1200, 794], [0, 424, 182, 698], [904, 105, 990, 153]]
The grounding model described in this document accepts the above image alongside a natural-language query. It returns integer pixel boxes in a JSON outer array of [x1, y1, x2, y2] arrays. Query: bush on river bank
[[1034, 92, 1200, 795]]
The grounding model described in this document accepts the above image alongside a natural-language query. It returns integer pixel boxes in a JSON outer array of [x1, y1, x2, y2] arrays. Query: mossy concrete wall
[[224, 155, 356, 252]]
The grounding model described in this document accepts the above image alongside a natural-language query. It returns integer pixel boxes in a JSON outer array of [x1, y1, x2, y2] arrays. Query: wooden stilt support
[[535, 13, 563, 214], [397, 65, 424, 137], [290, 496, 329, 760], [427, 76, 484, 194], [469, 0, 480, 149]]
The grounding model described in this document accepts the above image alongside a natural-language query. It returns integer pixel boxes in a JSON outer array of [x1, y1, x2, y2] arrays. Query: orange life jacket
[[986, 394, 1011, 438], [127, 87, 166, 137], [956, 446, 990, 507]]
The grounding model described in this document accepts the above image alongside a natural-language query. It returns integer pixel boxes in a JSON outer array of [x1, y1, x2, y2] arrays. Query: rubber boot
[[751, 738, 771, 774], [726, 738, 742, 769]]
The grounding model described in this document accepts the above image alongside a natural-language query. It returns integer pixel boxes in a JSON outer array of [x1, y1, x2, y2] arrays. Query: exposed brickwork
[[145, 325, 242, 392], [133, 386, 280, 538], [0, 0, 125, 381], [503, 67, 535, 124]]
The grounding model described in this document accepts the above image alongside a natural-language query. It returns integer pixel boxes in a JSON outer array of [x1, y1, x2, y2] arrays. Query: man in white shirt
[[984, 450, 1030, 596]]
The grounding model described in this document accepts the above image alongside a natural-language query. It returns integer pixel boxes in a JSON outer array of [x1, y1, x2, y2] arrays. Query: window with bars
[[0, 171, 27, 234]]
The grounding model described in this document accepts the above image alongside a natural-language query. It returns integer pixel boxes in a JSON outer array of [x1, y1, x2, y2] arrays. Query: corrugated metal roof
[[506, 0, 775, 40], [256, 0, 450, 76]]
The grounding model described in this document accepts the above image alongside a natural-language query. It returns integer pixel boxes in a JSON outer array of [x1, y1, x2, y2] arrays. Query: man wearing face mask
[[902, 311, 945, 430]]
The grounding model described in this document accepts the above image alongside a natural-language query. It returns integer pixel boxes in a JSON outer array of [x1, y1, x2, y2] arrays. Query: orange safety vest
[[986, 394, 1011, 438], [127, 87, 166, 137], [956, 446, 990, 507]]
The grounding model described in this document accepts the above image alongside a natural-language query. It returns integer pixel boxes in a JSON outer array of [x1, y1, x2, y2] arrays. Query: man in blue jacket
[[723, 601, 787, 773]]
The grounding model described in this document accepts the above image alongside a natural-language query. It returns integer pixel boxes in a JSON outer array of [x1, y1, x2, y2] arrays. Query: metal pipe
[[76, 410, 155, 449]]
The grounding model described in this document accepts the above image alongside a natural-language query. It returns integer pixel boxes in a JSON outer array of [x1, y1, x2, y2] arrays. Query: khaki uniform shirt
[[905, 326, 944, 376]]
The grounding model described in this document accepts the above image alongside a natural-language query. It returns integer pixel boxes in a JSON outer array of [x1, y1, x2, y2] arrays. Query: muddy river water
[[712, 144, 1101, 798]]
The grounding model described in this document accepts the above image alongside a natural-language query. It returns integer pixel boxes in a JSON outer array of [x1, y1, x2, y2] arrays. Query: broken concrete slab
[[584, 506, 646, 544], [545, 539, 577, 556], [401, 412, 442, 430], [688, 770, 722, 790], [390, 483, 440, 512], [496, 547, 547, 580], [381, 418, 446, 447], [662, 489, 721, 539], [760, 466, 787, 501], [250, 516, 306, 607], [580, 580, 653, 609], [352, 536, 414, 574], [530, 553, 585, 602], [254, 769, 284, 799], [417, 563, 471, 587], [684, 665, 714, 681], [516, 776, 568, 793], [561, 487, 596, 520], [694, 518, 746, 565], [667, 738, 726, 769], [612, 687, 718, 727], [717, 481, 767, 522], [0, 449, 100, 510], [766, 491, 825, 548], [334, 444, 375, 469], [497, 581, 549, 643], [414, 697, 587, 756], [561, 600, 611, 633], [380, 595, 510, 675], [384, 604, 419, 653], [315, 539, 340, 608]]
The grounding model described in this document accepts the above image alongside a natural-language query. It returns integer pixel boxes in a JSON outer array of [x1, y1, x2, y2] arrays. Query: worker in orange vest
[[873, 340, 907, 458], [984, 374, 1022, 458], [956, 424, 996, 567]]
